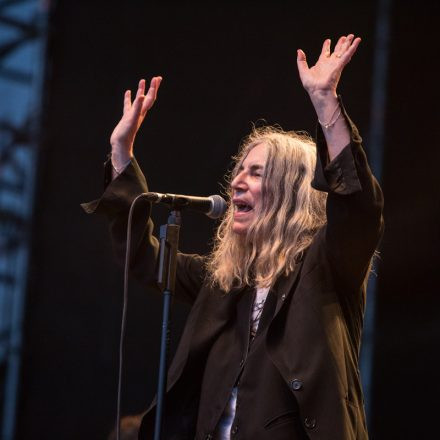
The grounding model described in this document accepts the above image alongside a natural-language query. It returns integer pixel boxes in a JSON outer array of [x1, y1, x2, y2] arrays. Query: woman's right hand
[[110, 76, 162, 171]]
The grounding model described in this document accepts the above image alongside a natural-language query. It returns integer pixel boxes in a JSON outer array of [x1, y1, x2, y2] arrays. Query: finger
[[131, 94, 145, 120], [142, 76, 162, 115], [341, 36, 361, 64], [123, 90, 131, 115], [296, 49, 309, 81], [152, 76, 162, 100], [135, 79, 146, 99], [319, 38, 331, 58], [334, 35, 346, 54], [341, 34, 354, 54]]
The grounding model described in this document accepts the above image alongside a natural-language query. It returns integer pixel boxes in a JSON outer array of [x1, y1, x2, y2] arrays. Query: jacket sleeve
[[81, 156, 205, 305], [311, 96, 384, 291]]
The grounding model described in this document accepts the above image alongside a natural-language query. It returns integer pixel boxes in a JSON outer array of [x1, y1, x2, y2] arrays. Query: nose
[[231, 169, 247, 192]]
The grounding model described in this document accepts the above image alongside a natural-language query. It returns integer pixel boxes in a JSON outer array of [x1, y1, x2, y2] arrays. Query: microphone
[[143, 192, 227, 219]]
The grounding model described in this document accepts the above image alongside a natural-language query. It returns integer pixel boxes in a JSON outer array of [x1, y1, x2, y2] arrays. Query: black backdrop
[[16, 1, 439, 439]]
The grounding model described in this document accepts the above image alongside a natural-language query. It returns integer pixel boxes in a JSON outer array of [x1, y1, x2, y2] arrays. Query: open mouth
[[234, 202, 253, 212]]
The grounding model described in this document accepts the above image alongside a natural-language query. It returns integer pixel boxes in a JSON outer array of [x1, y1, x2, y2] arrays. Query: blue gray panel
[[0, 1, 48, 439]]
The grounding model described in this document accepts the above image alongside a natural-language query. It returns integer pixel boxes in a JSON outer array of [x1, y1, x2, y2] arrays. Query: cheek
[[253, 184, 264, 207]]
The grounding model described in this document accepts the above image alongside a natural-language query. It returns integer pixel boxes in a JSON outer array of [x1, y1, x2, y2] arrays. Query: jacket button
[[304, 417, 316, 429], [205, 435, 213, 440], [290, 378, 303, 391], [231, 425, 238, 435], [281, 293, 287, 301], [239, 358, 244, 368]]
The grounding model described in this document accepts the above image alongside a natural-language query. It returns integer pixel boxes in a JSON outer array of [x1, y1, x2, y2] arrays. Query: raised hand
[[110, 76, 162, 171], [297, 35, 361, 160], [297, 35, 361, 98]]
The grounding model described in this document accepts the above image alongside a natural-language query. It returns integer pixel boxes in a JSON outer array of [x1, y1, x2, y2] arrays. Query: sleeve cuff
[[81, 156, 148, 216]]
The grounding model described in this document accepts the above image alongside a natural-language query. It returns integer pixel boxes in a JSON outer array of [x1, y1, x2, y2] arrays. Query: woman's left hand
[[297, 34, 361, 99]]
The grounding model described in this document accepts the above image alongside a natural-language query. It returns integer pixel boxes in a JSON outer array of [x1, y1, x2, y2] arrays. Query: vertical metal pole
[[360, 0, 392, 428], [154, 210, 181, 440], [153, 289, 173, 440]]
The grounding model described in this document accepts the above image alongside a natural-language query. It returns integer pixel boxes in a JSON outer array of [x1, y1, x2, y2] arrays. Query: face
[[230, 143, 268, 235]]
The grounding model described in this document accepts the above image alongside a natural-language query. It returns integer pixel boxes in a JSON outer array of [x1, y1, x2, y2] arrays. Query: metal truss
[[0, 1, 48, 438]]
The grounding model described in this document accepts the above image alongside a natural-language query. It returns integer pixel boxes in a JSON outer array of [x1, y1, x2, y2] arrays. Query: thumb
[[296, 49, 309, 77]]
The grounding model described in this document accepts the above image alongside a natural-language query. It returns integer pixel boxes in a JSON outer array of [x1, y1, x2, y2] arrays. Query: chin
[[232, 223, 249, 235]]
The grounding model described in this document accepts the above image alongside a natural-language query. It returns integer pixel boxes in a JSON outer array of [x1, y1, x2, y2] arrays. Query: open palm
[[110, 76, 162, 153], [297, 35, 361, 96]]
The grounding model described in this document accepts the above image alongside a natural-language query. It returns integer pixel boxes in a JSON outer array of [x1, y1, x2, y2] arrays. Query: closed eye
[[250, 165, 264, 177]]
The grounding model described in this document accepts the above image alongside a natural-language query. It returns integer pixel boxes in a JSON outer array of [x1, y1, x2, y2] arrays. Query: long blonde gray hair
[[206, 126, 327, 291]]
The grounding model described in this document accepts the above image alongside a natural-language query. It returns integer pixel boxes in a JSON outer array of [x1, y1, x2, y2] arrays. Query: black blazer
[[83, 103, 384, 439]]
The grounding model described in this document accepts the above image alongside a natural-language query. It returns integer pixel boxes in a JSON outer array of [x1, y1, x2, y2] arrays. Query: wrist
[[308, 89, 338, 107], [111, 143, 133, 158], [308, 92, 339, 124], [110, 146, 133, 171]]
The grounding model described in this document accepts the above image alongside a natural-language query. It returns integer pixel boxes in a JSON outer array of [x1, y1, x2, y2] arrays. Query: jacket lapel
[[235, 286, 255, 352], [168, 284, 245, 385]]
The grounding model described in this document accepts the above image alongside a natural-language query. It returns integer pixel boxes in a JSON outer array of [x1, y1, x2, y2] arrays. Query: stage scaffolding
[[0, 1, 48, 438]]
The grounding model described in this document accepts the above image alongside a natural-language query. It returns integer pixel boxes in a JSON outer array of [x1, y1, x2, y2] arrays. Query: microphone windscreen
[[208, 195, 227, 219]]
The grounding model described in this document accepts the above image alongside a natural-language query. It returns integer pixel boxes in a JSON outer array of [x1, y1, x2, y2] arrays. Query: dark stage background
[[16, 1, 439, 439]]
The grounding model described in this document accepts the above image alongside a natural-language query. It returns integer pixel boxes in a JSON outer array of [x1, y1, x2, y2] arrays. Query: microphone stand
[[153, 209, 181, 440]]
